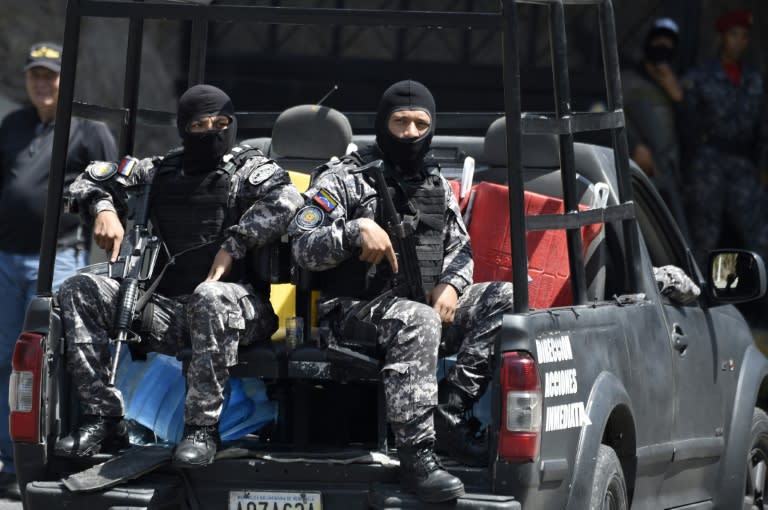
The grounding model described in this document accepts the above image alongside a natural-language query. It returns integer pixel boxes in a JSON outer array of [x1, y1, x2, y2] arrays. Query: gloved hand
[[653, 265, 701, 305]]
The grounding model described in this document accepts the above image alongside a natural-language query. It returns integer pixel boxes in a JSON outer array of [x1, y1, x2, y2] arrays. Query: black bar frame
[[40, 0, 642, 314]]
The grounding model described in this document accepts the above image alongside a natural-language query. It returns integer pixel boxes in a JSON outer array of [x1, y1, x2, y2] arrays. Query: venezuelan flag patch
[[312, 188, 338, 213], [117, 156, 139, 177]]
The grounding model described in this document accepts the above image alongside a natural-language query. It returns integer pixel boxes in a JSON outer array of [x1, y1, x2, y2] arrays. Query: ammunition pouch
[[340, 317, 379, 352]]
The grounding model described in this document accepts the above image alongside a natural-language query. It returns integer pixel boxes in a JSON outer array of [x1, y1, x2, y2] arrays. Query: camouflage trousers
[[328, 280, 514, 448], [58, 273, 277, 426], [685, 149, 768, 267], [442, 281, 516, 400]]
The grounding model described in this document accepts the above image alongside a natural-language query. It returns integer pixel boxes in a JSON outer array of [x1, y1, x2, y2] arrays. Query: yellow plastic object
[[270, 170, 318, 340]]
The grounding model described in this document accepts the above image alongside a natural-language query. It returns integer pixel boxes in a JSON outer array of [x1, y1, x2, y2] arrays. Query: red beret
[[716, 9, 753, 33]]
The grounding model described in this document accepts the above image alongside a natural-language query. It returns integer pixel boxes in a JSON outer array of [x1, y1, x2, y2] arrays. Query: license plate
[[229, 490, 322, 510]]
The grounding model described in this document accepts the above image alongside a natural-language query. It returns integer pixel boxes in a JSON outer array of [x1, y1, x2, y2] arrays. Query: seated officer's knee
[[57, 273, 101, 306], [189, 281, 227, 308], [408, 302, 442, 332]]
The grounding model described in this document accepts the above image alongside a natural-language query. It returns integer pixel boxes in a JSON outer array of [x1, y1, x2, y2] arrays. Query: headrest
[[484, 116, 560, 168], [271, 104, 353, 159]]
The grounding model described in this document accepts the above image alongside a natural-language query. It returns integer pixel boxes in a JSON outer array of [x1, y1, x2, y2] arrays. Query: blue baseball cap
[[24, 42, 62, 73]]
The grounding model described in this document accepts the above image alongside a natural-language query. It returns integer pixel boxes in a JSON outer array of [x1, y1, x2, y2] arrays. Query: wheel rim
[[603, 491, 618, 510], [602, 474, 623, 510], [747, 446, 768, 509]]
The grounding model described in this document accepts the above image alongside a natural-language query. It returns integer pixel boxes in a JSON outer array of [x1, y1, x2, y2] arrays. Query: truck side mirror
[[708, 250, 767, 304]]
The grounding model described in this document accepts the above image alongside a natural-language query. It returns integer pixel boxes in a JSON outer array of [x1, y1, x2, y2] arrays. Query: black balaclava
[[176, 84, 237, 173], [643, 30, 679, 65], [374, 80, 436, 174]]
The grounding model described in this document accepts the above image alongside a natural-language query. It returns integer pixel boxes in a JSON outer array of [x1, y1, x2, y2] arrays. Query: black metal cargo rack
[[41, 0, 642, 314]]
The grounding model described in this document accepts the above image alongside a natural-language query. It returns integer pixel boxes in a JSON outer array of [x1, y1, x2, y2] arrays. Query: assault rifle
[[107, 182, 161, 385], [350, 159, 426, 303]]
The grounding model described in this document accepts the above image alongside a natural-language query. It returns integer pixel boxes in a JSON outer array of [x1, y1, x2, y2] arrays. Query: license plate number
[[229, 490, 322, 510]]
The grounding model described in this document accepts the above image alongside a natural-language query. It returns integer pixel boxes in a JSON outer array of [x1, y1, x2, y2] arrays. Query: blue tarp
[[115, 350, 277, 443]]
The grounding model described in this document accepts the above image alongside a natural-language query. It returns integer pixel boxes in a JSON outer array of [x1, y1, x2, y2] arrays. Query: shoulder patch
[[312, 188, 339, 213], [117, 156, 139, 177], [247, 162, 277, 186], [86, 161, 118, 181], [294, 204, 326, 230]]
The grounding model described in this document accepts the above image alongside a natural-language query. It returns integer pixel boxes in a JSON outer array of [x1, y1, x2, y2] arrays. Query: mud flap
[[62, 445, 173, 493]]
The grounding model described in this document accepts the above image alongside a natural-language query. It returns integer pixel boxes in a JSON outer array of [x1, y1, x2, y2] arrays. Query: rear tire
[[746, 408, 768, 510], [590, 444, 628, 510]]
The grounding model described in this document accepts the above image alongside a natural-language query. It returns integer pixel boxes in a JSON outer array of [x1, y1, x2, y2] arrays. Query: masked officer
[[53, 84, 303, 468], [289, 80, 515, 503], [622, 18, 690, 240], [680, 9, 768, 270]]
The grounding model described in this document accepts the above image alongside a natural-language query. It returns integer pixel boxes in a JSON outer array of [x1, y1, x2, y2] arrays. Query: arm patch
[[247, 162, 277, 186], [312, 188, 339, 212], [86, 161, 118, 181], [294, 204, 326, 230]]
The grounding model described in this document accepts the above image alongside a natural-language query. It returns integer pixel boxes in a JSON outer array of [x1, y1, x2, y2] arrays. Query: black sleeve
[[86, 121, 118, 162], [0, 113, 14, 197], [64, 120, 118, 187]]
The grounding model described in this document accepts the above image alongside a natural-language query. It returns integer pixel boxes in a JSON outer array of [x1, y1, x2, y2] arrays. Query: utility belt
[[57, 223, 89, 253], [56, 239, 88, 253]]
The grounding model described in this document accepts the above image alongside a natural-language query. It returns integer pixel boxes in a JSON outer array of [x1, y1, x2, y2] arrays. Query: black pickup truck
[[10, 1, 768, 509]]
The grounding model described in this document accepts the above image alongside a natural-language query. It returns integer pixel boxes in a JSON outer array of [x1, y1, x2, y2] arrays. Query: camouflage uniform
[[680, 61, 768, 267], [289, 152, 515, 447], [61, 151, 303, 426]]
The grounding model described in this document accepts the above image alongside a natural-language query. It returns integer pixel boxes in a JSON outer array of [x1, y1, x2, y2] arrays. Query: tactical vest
[[321, 148, 446, 300], [388, 167, 446, 292], [148, 145, 269, 297]]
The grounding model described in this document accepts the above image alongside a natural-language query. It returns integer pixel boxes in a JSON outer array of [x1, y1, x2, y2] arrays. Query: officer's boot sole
[[401, 479, 466, 503], [172, 447, 217, 469], [54, 433, 130, 458]]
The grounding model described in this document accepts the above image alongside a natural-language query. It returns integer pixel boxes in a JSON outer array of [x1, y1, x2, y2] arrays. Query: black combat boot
[[399, 441, 465, 503], [173, 423, 220, 468], [54, 415, 129, 457], [434, 379, 488, 467]]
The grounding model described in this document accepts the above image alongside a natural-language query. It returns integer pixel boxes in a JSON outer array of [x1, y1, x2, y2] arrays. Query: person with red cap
[[679, 9, 768, 321]]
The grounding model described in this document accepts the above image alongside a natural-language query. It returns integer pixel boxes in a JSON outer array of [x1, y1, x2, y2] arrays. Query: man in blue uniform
[[0, 42, 117, 498], [680, 10, 768, 270]]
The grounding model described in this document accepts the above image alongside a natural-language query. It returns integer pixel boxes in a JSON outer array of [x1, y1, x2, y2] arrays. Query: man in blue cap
[[0, 41, 117, 499], [622, 18, 690, 239]]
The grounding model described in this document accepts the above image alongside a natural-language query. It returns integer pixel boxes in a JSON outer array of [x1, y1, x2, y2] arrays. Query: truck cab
[[9, 1, 768, 509]]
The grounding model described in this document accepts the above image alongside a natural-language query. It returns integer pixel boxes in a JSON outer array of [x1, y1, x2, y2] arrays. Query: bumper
[[21, 452, 521, 509], [24, 478, 182, 509], [369, 489, 521, 509], [24, 480, 520, 510]]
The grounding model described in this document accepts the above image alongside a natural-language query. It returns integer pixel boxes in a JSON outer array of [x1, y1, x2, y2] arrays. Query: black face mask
[[176, 84, 237, 174], [182, 127, 235, 174], [374, 80, 436, 174], [645, 44, 676, 64]]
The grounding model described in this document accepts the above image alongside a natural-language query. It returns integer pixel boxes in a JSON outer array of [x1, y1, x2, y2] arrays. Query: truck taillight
[[499, 351, 541, 462], [10, 332, 44, 443]]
